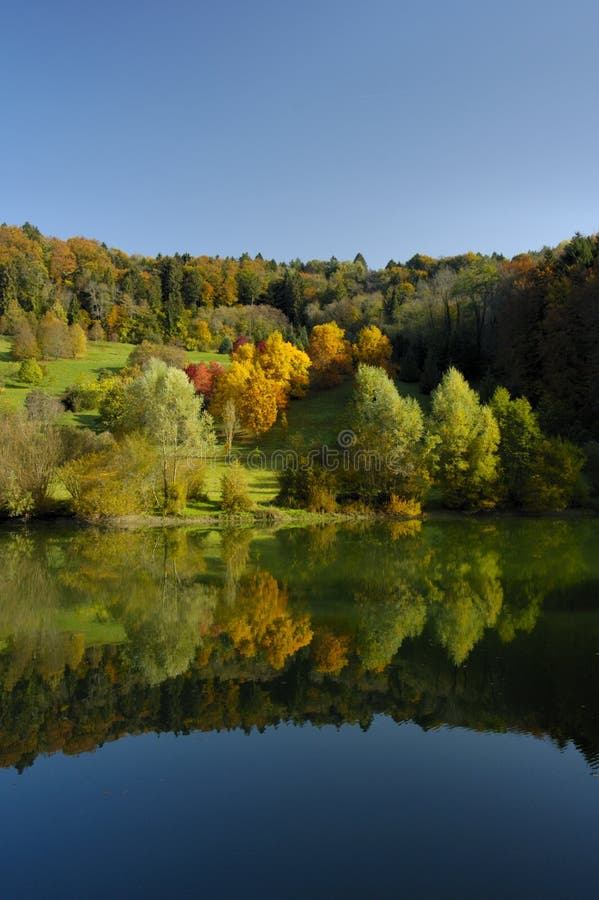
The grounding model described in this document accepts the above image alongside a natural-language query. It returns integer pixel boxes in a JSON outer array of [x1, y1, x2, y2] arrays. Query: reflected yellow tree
[[312, 628, 351, 675], [221, 571, 313, 669]]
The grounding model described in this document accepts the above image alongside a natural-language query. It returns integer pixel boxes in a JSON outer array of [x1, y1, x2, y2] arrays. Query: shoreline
[[1, 505, 596, 532]]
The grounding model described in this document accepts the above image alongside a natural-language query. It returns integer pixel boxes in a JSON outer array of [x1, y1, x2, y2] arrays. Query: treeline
[[0, 357, 591, 520], [1, 223, 598, 438], [280, 364, 589, 514]]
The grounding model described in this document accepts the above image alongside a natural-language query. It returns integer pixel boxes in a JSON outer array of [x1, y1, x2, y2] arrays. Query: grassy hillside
[[0, 334, 428, 512], [0, 336, 227, 415], [200, 378, 428, 509]]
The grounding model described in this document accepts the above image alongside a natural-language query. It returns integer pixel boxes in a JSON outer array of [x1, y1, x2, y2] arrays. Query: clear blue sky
[[2, 0, 599, 267]]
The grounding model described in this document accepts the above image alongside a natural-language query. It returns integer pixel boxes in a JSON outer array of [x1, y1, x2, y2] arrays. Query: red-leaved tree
[[185, 361, 225, 401]]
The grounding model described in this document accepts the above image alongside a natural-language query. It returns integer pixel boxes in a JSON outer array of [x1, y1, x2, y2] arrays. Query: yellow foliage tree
[[195, 319, 213, 350], [237, 367, 279, 435], [223, 571, 313, 669], [308, 322, 352, 387], [256, 330, 311, 404], [211, 359, 279, 436], [353, 325, 393, 372], [312, 628, 351, 674], [69, 323, 87, 358]]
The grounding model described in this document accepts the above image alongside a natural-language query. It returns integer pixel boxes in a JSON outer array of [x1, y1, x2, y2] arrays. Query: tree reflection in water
[[0, 518, 597, 772]]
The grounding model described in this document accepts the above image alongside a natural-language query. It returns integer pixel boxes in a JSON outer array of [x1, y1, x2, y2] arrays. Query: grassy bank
[[0, 337, 227, 413]]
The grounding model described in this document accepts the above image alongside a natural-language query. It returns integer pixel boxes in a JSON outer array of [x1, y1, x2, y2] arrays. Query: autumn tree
[[222, 570, 313, 669], [12, 318, 40, 360], [353, 325, 393, 372], [255, 330, 311, 403], [211, 358, 279, 437], [312, 628, 351, 674], [308, 322, 352, 387], [237, 366, 279, 436], [37, 312, 72, 359], [69, 323, 87, 358], [184, 361, 225, 401], [98, 373, 135, 432]]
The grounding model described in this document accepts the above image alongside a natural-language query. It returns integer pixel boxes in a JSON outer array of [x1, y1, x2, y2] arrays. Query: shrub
[[60, 435, 157, 518], [221, 461, 253, 513], [166, 481, 187, 516], [306, 481, 336, 513], [127, 341, 187, 370], [0, 411, 65, 517], [18, 358, 44, 385], [88, 320, 106, 341], [278, 459, 337, 512], [186, 466, 207, 502], [386, 495, 422, 518], [62, 380, 100, 412], [25, 390, 64, 424]]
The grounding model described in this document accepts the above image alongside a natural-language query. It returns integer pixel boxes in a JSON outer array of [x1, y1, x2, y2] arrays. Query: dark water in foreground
[[0, 519, 598, 898]]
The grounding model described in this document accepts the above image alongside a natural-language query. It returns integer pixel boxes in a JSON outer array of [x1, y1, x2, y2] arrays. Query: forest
[[0, 222, 598, 519]]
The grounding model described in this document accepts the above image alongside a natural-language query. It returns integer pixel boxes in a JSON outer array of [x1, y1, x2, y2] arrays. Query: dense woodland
[[1, 222, 597, 438]]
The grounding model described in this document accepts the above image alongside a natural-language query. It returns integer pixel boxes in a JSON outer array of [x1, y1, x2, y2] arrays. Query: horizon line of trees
[[1, 222, 597, 439]]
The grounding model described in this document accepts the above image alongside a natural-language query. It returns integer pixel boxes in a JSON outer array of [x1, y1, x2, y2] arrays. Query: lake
[[0, 518, 597, 898]]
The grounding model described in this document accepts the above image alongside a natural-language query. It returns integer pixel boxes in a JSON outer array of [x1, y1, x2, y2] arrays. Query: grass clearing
[[0, 336, 229, 426], [197, 376, 429, 509]]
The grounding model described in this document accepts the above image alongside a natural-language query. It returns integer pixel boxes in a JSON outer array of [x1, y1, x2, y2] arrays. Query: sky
[[2, 0, 599, 267]]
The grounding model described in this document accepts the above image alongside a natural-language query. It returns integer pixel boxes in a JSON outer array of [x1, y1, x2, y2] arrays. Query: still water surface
[[0, 519, 597, 898]]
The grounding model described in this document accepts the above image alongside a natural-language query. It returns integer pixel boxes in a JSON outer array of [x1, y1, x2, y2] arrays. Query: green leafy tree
[[18, 358, 43, 385], [430, 367, 500, 510], [351, 364, 433, 502], [490, 387, 541, 505], [520, 437, 585, 512], [123, 359, 216, 509]]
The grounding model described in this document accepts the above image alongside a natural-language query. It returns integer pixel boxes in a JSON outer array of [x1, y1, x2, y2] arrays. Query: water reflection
[[0, 519, 597, 771]]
